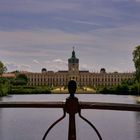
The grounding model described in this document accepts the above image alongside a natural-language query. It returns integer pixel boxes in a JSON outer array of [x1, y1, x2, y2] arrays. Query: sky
[[0, 0, 140, 73]]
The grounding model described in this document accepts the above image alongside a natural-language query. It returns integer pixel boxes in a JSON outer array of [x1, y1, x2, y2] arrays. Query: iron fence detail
[[42, 108, 66, 140], [0, 80, 140, 140], [42, 80, 102, 140]]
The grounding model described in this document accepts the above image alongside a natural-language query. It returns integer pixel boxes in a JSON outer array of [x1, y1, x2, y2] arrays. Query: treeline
[[98, 80, 139, 95], [1, 45, 140, 96], [99, 45, 140, 95], [0, 74, 51, 96]]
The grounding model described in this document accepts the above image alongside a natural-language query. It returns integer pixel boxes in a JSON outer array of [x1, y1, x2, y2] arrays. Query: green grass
[[9, 85, 51, 94]]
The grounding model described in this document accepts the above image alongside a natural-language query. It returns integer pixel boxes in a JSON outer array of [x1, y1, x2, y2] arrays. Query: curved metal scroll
[[42, 109, 66, 140], [79, 110, 103, 140]]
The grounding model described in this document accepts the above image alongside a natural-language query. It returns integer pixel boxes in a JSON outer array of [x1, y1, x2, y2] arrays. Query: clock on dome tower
[[68, 47, 79, 74]]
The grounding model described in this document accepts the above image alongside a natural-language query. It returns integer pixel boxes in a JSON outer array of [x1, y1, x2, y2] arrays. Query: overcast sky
[[0, 0, 140, 72]]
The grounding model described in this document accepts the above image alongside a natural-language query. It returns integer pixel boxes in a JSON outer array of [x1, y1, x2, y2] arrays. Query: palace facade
[[23, 49, 134, 87]]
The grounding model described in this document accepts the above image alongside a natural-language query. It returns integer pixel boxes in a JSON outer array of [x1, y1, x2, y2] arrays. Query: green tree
[[133, 45, 140, 82], [0, 61, 8, 96], [0, 61, 7, 76], [0, 82, 8, 96], [12, 74, 28, 85]]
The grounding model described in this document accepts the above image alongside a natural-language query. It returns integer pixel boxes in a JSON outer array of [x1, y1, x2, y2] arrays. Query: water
[[0, 94, 140, 140]]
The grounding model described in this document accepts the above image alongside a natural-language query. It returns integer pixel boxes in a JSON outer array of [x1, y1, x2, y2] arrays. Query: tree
[[0, 61, 8, 96], [0, 61, 7, 76], [12, 74, 28, 85], [133, 45, 140, 82]]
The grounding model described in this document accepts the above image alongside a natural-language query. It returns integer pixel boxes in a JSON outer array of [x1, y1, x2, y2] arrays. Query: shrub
[[9, 86, 51, 94]]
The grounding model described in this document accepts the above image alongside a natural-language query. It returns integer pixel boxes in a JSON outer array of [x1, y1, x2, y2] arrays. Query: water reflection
[[0, 95, 139, 140], [0, 98, 4, 139], [135, 112, 140, 140]]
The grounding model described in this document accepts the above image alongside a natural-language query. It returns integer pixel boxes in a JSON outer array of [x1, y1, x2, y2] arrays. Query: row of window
[[29, 77, 130, 83], [27, 74, 133, 79]]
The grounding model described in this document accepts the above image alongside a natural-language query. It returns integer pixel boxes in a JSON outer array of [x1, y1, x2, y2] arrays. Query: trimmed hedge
[[9, 86, 51, 94]]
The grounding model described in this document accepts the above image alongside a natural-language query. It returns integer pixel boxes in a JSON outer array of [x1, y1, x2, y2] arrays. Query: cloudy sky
[[0, 0, 140, 72]]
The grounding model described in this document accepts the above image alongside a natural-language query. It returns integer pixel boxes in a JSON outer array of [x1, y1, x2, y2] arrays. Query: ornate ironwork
[[42, 80, 102, 140], [0, 80, 140, 140]]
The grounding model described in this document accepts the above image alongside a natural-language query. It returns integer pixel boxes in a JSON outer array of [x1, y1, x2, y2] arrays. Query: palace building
[[24, 49, 134, 87]]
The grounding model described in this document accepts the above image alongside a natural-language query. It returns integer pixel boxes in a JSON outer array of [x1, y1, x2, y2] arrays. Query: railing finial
[[68, 80, 77, 97]]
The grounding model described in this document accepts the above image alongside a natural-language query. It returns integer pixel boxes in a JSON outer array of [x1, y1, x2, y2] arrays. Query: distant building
[[1, 73, 16, 78], [23, 48, 134, 87]]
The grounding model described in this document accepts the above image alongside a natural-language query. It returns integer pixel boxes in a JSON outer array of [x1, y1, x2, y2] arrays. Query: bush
[[0, 78, 9, 96], [11, 74, 28, 86], [9, 86, 51, 94], [0, 83, 9, 96], [99, 84, 130, 95]]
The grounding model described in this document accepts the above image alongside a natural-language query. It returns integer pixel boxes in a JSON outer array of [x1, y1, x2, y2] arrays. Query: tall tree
[[0, 61, 7, 76], [133, 45, 140, 82], [0, 61, 8, 96]]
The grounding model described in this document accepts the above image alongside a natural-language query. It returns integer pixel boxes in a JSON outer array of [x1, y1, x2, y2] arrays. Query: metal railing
[[0, 80, 140, 140]]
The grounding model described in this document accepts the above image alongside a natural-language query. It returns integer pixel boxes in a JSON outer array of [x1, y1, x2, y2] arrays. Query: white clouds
[[33, 59, 39, 64], [0, 24, 139, 72], [4, 61, 32, 72], [80, 64, 90, 71], [53, 59, 67, 64], [44, 58, 67, 71], [19, 64, 31, 71], [0, 0, 139, 72], [4, 61, 19, 71]]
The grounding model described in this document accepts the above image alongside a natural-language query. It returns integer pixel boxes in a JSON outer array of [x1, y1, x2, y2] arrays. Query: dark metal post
[[68, 114, 76, 140], [65, 80, 79, 140]]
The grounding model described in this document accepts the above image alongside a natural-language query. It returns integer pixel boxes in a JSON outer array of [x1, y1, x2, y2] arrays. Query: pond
[[0, 94, 140, 140]]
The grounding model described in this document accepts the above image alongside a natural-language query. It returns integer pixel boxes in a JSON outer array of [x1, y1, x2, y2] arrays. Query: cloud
[[0, 29, 98, 59], [0, 0, 139, 33], [3, 61, 32, 72], [33, 59, 39, 64], [0, 0, 139, 72], [19, 64, 31, 71], [0, 0, 80, 14], [55, 17, 101, 26], [0, 23, 139, 72], [52, 59, 67, 64], [80, 64, 89, 71], [4, 61, 19, 71], [0, 29, 96, 46], [44, 58, 67, 71]]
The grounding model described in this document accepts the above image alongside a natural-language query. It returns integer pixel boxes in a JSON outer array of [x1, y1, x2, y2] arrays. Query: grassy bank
[[9, 86, 51, 94]]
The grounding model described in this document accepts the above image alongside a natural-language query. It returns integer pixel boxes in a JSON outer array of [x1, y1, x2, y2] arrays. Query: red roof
[[2, 73, 16, 78]]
